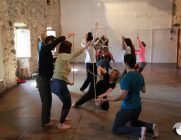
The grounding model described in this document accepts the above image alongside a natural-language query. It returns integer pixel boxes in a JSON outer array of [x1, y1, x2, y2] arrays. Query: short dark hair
[[124, 54, 136, 68], [45, 35, 56, 44], [124, 38, 133, 47], [86, 32, 93, 42], [58, 40, 72, 54]]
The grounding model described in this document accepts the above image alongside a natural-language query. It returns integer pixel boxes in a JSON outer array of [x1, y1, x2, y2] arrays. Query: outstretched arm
[[46, 36, 65, 51], [93, 37, 102, 46], [108, 90, 128, 101], [137, 36, 144, 49], [97, 88, 113, 99], [70, 41, 92, 59], [96, 89, 128, 103], [47, 32, 74, 51], [81, 40, 86, 48]]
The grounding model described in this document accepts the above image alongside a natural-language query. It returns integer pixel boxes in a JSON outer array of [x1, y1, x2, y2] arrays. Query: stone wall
[[0, 0, 61, 93], [173, 0, 181, 68]]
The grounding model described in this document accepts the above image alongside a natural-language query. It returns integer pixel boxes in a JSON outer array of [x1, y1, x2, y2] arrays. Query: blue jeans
[[97, 59, 112, 72], [112, 107, 153, 138], [50, 79, 71, 123]]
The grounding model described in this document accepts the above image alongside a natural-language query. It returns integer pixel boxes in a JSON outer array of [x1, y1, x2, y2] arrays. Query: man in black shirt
[[36, 33, 74, 127], [72, 67, 120, 111]]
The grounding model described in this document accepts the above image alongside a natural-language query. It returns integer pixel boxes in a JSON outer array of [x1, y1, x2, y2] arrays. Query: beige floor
[[0, 63, 181, 140]]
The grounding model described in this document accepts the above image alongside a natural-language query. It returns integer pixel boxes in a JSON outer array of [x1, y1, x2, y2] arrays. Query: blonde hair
[[112, 69, 120, 82]]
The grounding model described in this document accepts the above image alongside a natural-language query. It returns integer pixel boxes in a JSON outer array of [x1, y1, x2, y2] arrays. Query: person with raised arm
[[96, 54, 159, 140], [36, 32, 74, 127], [135, 36, 147, 73], [50, 38, 91, 129]]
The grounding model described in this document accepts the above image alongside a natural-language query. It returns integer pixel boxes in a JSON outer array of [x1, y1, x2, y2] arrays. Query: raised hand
[[95, 22, 99, 30], [122, 40, 126, 49], [67, 32, 75, 38], [96, 96, 106, 104], [122, 36, 126, 41], [68, 81, 74, 86]]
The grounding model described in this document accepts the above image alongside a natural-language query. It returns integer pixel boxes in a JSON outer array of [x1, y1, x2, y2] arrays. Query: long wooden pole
[[72, 35, 75, 83], [176, 28, 180, 68]]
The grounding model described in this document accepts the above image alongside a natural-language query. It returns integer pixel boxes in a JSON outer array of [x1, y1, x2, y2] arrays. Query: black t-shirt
[[96, 73, 116, 95], [38, 36, 65, 79]]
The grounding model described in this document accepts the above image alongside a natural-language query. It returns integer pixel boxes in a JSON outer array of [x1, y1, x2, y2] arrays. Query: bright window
[[15, 28, 31, 58]]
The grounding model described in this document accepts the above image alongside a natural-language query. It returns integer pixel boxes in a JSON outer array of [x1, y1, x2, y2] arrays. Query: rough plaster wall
[[0, 0, 18, 91], [173, 0, 181, 67], [61, 0, 173, 63], [0, 0, 61, 93]]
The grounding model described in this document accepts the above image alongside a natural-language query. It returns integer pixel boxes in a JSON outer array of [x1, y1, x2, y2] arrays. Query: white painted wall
[[152, 28, 177, 63], [61, 0, 176, 63]]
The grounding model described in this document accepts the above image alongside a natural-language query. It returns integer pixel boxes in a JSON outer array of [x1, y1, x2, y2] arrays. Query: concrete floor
[[0, 63, 181, 140]]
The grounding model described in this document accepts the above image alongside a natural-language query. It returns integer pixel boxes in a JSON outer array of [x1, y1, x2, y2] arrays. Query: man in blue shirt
[[96, 54, 159, 140], [38, 32, 46, 64]]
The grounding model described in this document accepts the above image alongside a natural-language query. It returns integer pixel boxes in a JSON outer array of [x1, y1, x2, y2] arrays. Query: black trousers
[[80, 63, 97, 91], [75, 84, 109, 110], [36, 76, 52, 125]]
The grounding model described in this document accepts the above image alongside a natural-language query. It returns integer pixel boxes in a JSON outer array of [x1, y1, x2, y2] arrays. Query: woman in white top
[[80, 32, 97, 93], [120, 36, 136, 79]]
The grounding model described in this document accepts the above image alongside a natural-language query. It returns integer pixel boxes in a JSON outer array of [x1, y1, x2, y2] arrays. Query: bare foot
[[139, 127, 146, 140], [43, 120, 56, 127], [51, 117, 57, 122], [152, 123, 159, 138], [57, 123, 71, 129]]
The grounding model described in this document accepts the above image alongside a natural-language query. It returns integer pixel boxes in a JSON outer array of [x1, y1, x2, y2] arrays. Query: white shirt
[[122, 46, 131, 64], [81, 40, 96, 63], [123, 46, 131, 56]]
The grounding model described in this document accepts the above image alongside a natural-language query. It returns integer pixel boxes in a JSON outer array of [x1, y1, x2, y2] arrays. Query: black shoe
[[80, 88, 84, 92]]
